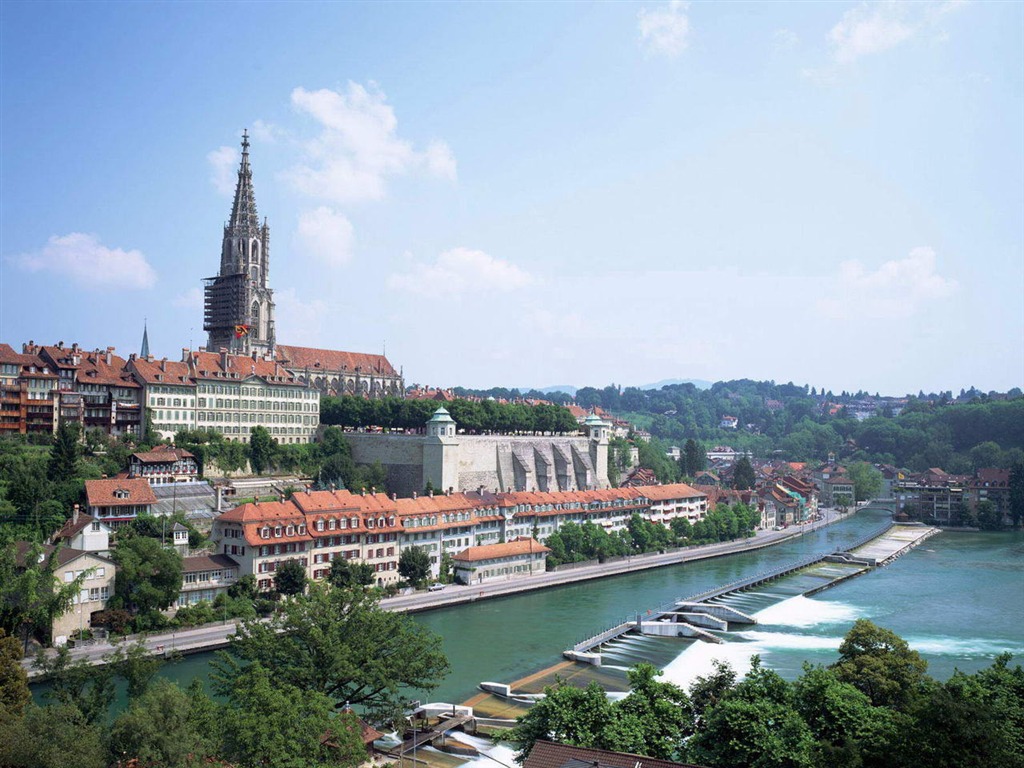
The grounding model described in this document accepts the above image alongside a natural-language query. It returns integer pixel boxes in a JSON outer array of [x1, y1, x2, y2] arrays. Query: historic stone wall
[[345, 432, 610, 497]]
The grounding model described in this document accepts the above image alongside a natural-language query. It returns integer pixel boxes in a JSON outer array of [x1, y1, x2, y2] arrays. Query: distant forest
[[453, 380, 1024, 473]]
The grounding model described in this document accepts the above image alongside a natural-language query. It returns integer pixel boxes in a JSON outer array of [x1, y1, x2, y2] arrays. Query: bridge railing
[[840, 521, 895, 553]]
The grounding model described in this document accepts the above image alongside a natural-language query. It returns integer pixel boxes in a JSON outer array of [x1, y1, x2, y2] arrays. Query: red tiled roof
[[642, 483, 706, 501], [77, 349, 139, 388], [129, 356, 194, 385], [276, 344, 398, 378], [187, 350, 305, 386], [182, 553, 239, 573], [524, 740, 702, 768], [218, 500, 312, 546], [453, 537, 549, 562], [132, 446, 196, 463], [52, 510, 99, 540], [86, 478, 157, 507]]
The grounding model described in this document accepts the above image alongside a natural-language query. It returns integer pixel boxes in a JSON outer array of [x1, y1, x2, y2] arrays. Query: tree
[[217, 583, 450, 723], [33, 644, 115, 725], [832, 620, 928, 710], [327, 557, 375, 588], [687, 659, 816, 768], [847, 462, 883, 502], [976, 499, 1004, 531], [228, 573, 259, 600], [733, 456, 756, 490], [1010, 461, 1024, 528], [0, 542, 91, 650], [505, 664, 693, 764], [221, 662, 365, 768], [106, 640, 163, 700], [47, 421, 80, 483], [111, 535, 183, 614], [0, 629, 29, 717], [0, 703, 106, 768], [248, 426, 276, 475], [505, 679, 615, 763], [107, 679, 218, 768], [274, 558, 307, 596], [398, 546, 432, 587], [683, 438, 705, 477]]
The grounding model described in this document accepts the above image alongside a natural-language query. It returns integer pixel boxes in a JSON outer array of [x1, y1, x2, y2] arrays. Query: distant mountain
[[534, 385, 578, 396], [637, 378, 713, 391]]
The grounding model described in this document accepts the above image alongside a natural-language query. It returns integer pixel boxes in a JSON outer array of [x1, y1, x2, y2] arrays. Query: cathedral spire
[[227, 129, 260, 234], [140, 320, 150, 358]]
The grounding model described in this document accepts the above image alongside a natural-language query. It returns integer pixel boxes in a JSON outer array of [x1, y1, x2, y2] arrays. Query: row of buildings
[[0, 341, 324, 444], [894, 466, 1015, 525], [30, 479, 710, 642]]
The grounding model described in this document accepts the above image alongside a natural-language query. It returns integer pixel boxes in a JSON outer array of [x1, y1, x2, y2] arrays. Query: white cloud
[[295, 207, 355, 267], [173, 286, 204, 309], [387, 247, 533, 296], [816, 246, 958, 319], [773, 28, 799, 52], [285, 82, 457, 203], [275, 287, 330, 347], [828, 1, 966, 65], [424, 139, 458, 182], [207, 145, 238, 196], [638, 1, 691, 58], [250, 119, 283, 143], [11, 233, 156, 290]]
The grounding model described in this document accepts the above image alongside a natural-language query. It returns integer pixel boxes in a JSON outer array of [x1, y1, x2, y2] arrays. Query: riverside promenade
[[24, 507, 851, 677]]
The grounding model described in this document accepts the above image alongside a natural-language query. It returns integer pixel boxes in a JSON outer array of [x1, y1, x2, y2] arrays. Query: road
[[24, 507, 850, 677]]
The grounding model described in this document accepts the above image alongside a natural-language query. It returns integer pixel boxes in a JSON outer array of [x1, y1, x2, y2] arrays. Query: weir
[[564, 520, 937, 660]]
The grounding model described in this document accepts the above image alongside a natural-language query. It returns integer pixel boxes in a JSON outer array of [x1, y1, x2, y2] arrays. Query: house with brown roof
[[15, 542, 116, 644], [523, 740, 704, 768], [50, 505, 111, 555], [176, 553, 239, 608], [85, 478, 157, 527], [452, 536, 549, 584], [128, 445, 199, 484]]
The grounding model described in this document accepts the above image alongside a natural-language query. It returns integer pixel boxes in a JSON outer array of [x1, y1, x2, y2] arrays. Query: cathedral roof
[[275, 344, 399, 377]]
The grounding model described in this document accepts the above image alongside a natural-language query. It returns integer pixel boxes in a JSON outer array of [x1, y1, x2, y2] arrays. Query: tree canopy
[[216, 582, 450, 723]]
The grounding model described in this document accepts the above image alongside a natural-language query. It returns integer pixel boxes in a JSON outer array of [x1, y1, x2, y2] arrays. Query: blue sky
[[2, 1, 1021, 395]]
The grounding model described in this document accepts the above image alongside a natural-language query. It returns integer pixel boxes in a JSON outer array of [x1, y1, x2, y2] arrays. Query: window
[[316, 520, 324, 532], [261, 527, 270, 539]]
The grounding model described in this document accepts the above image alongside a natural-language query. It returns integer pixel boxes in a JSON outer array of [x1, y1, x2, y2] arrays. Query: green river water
[[34, 509, 1024, 710]]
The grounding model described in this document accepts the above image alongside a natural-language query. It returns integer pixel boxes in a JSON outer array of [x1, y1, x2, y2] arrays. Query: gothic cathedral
[[203, 130, 275, 356]]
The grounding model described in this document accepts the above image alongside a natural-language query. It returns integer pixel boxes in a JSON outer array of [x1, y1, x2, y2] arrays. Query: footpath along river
[[40, 507, 1021, 712]]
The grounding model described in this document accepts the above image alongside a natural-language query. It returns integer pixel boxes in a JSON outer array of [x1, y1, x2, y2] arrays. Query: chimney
[[329, 483, 336, 492], [58, 341, 64, 349], [215, 487, 223, 512], [221, 349, 229, 369], [360, 488, 366, 496], [160, 359, 167, 372], [253, 497, 259, 505], [391, 493, 397, 501], [412, 491, 417, 499], [182, 348, 190, 362], [105, 347, 114, 365], [72, 504, 80, 525]]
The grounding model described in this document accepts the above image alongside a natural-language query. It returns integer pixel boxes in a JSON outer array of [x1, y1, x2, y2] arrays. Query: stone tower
[[203, 130, 275, 356]]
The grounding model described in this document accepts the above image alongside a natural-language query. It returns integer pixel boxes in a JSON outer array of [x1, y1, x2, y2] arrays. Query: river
[[33, 508, 1024, 709]]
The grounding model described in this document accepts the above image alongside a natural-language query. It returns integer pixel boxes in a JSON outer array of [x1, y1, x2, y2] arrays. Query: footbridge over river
[[565, 519, 938, 664]]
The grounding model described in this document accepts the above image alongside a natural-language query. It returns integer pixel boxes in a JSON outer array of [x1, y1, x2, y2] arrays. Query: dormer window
[[316, 520, 325, 532], [367, 518, 375, 528], [286, 525, 294, 536], [298, 524, 305, 534], [274, 526, 282, 537], [351, 517, 359, 528], [328, 518, 336, 531], [113, 489, 130, 499], [261, 527, 270, 539]]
